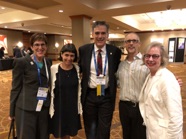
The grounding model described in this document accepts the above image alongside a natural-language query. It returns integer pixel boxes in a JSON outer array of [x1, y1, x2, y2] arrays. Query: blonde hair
[[143, 41, 168, 67]]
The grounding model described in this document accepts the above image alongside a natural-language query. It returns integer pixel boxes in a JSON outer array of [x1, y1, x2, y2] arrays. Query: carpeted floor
[[0, 62, 185, 139]]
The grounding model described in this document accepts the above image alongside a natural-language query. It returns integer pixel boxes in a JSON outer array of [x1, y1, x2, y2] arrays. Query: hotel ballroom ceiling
[[0, 0, 186, 36]]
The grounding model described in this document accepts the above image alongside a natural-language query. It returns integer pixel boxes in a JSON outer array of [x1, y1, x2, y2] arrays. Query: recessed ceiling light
[[4, 26, 7, 28], [1, 7, 5, 10], [59, 10, 63, 13]]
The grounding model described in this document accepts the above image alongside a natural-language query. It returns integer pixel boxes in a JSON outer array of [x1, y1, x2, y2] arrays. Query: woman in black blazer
[[9, 33, 52, 139]]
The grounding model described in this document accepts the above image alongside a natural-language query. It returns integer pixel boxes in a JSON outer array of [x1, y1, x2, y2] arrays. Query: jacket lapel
[[140, 68, 162, 102], [25, 54, 37, 70], [86, 44, 94, 74], [106, 45, 112, 74]]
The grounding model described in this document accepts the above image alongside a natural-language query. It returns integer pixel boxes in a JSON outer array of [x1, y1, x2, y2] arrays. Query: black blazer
[[78, 43, 121, 105], [10, 54, 52, 117]]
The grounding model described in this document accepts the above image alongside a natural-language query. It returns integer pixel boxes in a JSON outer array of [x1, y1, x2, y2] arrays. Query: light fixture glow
[[59, 10, 63, 13], [17, 41, 23, 48], [55, 42, 59, 48], [113, 7, 186, 31]]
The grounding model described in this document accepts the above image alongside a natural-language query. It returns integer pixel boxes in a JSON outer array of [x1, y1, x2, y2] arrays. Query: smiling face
[[124, 33, 141, 55], [144, 46, 161, 76], [31, 40, 47, 61], [92, 25, 109, 48], [61, 51, 75, 66]]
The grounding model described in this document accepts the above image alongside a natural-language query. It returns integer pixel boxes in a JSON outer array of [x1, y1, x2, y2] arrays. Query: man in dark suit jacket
[[13, 46, 23, 58], [78, 21, 121, 139]]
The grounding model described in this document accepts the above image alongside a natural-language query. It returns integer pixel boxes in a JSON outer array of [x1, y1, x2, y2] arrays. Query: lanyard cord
[[33, 55, 49, 86], [93, 48, 108, 76]]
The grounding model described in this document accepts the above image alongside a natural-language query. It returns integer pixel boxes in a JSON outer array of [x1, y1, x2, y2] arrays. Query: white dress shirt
[[89, 44, 109, 89]]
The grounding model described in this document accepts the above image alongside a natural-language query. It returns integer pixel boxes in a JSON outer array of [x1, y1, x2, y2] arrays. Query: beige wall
[[138, 30, 186, 54], [0, 29, 23, 56], [1, 28, 186, 61], [47, 34, 72, 60], [0, 29, 73, 60]]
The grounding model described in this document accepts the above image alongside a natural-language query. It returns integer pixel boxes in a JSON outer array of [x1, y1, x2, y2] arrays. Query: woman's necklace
[[60, 63, 73, 77]]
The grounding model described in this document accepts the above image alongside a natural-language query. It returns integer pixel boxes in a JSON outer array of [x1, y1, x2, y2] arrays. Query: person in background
[[49, 43, 82, 139], [116, 32, 147, 139], [9, 33, 52, 139], [13, 45, 22, 58], [0, 47, 5, 59], [78, 21, 121, 139], [21, 46, 33, 56], [139, 41, 183, 139]]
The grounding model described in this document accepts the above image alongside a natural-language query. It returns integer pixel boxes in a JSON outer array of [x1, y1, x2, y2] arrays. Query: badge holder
[[36, 87, 48, 111], [96, 75, 106, 96]]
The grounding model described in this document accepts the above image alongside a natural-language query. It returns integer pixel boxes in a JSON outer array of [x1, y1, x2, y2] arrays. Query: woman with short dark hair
[[9, 33, 52, 139], [49, 43, 82, 139]]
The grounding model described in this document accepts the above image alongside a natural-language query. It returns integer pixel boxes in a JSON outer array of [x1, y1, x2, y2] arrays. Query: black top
[[49, 65, 81, 137]]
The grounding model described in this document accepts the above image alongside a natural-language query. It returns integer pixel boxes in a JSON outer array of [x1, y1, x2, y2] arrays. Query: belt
[[88, 87, 96, 91], [120, 100, 138, 107]]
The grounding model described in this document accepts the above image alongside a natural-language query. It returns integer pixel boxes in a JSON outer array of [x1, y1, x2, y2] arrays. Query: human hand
[[8, 116, 15, 121], [176, 76, 183, 87]]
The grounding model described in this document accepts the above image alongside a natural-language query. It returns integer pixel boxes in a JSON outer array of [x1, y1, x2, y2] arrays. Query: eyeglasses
[[94, 32, 107, 35], [144, 54, 161, 60], [124, 39, 139, 44], [33, 43, 46, 47]]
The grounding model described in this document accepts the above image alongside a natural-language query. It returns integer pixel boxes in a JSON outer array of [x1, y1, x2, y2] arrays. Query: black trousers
[[15, 106, 49, 139], [119, 100, 146, 139], [83, 88, 115, 139]]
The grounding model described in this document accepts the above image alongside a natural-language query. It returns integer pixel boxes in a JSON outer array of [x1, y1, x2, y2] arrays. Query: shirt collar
[[135, 52, 143, 59], [125, 52, 143, 61], [94, 44, 106, 54]]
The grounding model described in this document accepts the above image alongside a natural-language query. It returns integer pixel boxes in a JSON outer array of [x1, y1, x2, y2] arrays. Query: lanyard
[[33, 55, 49, 86], [93, 48, 108, 76]]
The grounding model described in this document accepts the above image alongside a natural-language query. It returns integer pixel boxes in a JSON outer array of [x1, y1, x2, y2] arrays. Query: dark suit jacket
[[10, 54, 52, 117], [13, 47, 22, 58], [78, 43, 121, 105], [0, 49, 4, 59]]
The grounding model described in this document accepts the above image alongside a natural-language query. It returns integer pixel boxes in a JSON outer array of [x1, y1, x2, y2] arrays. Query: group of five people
[[9, 21, 183, 139]]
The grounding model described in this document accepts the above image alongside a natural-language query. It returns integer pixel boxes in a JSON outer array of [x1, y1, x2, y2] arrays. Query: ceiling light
[[55, 42, 59, 48], [113, 6, 186, 31], [59, 10, 63, 13]]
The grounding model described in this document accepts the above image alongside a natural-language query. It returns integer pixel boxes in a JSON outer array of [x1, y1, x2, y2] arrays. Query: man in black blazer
[[78, 21, 121, 139]]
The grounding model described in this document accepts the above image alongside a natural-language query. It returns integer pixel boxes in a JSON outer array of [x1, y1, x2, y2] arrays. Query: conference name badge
[[35, 87, 48, 112], [96, 74, 106, 96]]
